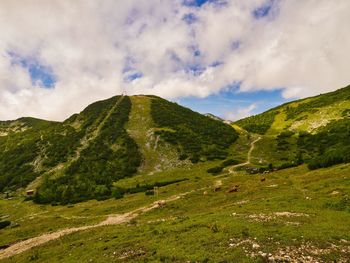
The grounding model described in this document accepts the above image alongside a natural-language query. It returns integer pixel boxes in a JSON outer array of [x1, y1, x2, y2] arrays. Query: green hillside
[[235, 85, 350, 170], [0, 95, 238, 204], [150, 96, 238, 162]]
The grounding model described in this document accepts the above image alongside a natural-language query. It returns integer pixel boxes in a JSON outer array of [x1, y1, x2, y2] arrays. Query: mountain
[[0, 88, 349, 263], [234, 85, 350, 170], [0, 95, 238, 204], [0, 86, 349, 203]]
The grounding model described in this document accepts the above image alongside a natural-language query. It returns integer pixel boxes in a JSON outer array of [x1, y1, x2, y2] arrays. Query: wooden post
[[153, 186, 159, 197]]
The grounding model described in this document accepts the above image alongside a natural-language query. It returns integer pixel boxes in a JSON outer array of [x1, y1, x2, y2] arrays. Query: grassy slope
[[126, 96, 190, 174], [0, 163, 349, 262], [229, 125, 256, 163], [245, 86, 350, 167]]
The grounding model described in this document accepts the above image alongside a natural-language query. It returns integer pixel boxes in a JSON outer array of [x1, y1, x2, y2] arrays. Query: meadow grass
[[1, 163, 349, 262]]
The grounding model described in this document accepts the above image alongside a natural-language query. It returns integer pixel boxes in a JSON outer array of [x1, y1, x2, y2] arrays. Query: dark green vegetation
[[235, 110, 278, 134], [298, 118, 350, 169], [0, 118, 55, 192], [150, 97, 238, 162], [35, 96, 142, 204], [0, 97, 132, 192], [0, 221, 10, 230]]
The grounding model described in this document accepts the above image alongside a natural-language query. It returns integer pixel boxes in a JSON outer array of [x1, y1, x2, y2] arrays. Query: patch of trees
[[276, 130, 294, 151], [0, 220, 11, 229], [43, 97, 120, 168], [64, 96, 117, 130], [124, 179, 188, 195], [40, 125, 83, 167], [150, 98, 238, 163], [0, 128, 42, 192], [34, 97, 142, 204], [297, 118, 350, 169], [235, 111, 278, 134]]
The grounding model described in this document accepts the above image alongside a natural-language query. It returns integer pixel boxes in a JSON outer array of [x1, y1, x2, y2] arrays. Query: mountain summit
[[0, 95, 238, 203]]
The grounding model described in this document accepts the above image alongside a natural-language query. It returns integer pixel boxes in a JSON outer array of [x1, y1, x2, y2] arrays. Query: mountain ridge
[[0, 95, 238, 204], [0, 86, 349, 203]]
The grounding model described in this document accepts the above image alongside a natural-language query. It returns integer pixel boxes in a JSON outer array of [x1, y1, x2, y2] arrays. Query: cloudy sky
[[1, 0, 349, 121]]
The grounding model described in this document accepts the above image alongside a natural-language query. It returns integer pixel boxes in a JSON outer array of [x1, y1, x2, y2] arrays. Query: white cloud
[[224, 103, 257, 121], [0, 0, 349, 120]]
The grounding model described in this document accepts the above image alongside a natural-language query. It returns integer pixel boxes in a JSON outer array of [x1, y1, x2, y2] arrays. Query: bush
[[111, 187, 124, 199], [145, 190, 154, 196], [0, 220, 11, 229], [207, 166, 224, 175], [297, 119, 350, 170]]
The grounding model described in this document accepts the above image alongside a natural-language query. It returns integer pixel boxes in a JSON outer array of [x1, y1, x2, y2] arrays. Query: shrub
[[207, 166, 224, 175], [0, 220, 11, 229], [111, 187, 124, 199]]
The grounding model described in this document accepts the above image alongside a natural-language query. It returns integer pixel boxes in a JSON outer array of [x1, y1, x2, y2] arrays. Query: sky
[[0, 0, 349, 121]]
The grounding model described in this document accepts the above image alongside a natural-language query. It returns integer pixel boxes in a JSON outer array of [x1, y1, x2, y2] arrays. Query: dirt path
[[228, 136, 261, 173], [0, 190, 197, 260]]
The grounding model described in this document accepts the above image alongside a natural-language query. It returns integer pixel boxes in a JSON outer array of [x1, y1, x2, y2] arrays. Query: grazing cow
[[214, 186, 221, 192], [228, 187, 238, 193], [213, 180, 222, 192], [157, 200, 166, 207]]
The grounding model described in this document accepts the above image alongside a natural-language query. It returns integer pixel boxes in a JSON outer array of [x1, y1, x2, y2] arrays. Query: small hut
[[26, 190, 34, 196]]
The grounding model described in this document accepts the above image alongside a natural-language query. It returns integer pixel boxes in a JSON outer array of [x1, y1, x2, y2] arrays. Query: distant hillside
[[234, 85, 350, 170], [204, 113, 225, 122], [235, 85, 350, 135], [0, 95, 238, 204]]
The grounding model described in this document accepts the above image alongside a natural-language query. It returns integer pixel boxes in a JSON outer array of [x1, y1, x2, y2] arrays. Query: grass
[[1, 163, 349, 262], [228, 125, 253, 163], [126, 96, 190, 174]]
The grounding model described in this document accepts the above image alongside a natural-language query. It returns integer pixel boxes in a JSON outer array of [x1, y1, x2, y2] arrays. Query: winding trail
[[227, 136, 261, 174], [1, 131, 262, 260], [0, 189, 201, 260]]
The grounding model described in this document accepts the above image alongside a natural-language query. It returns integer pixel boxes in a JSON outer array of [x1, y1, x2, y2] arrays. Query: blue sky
[[177, 88, 290, 120], [9, 52, 56, 88]]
